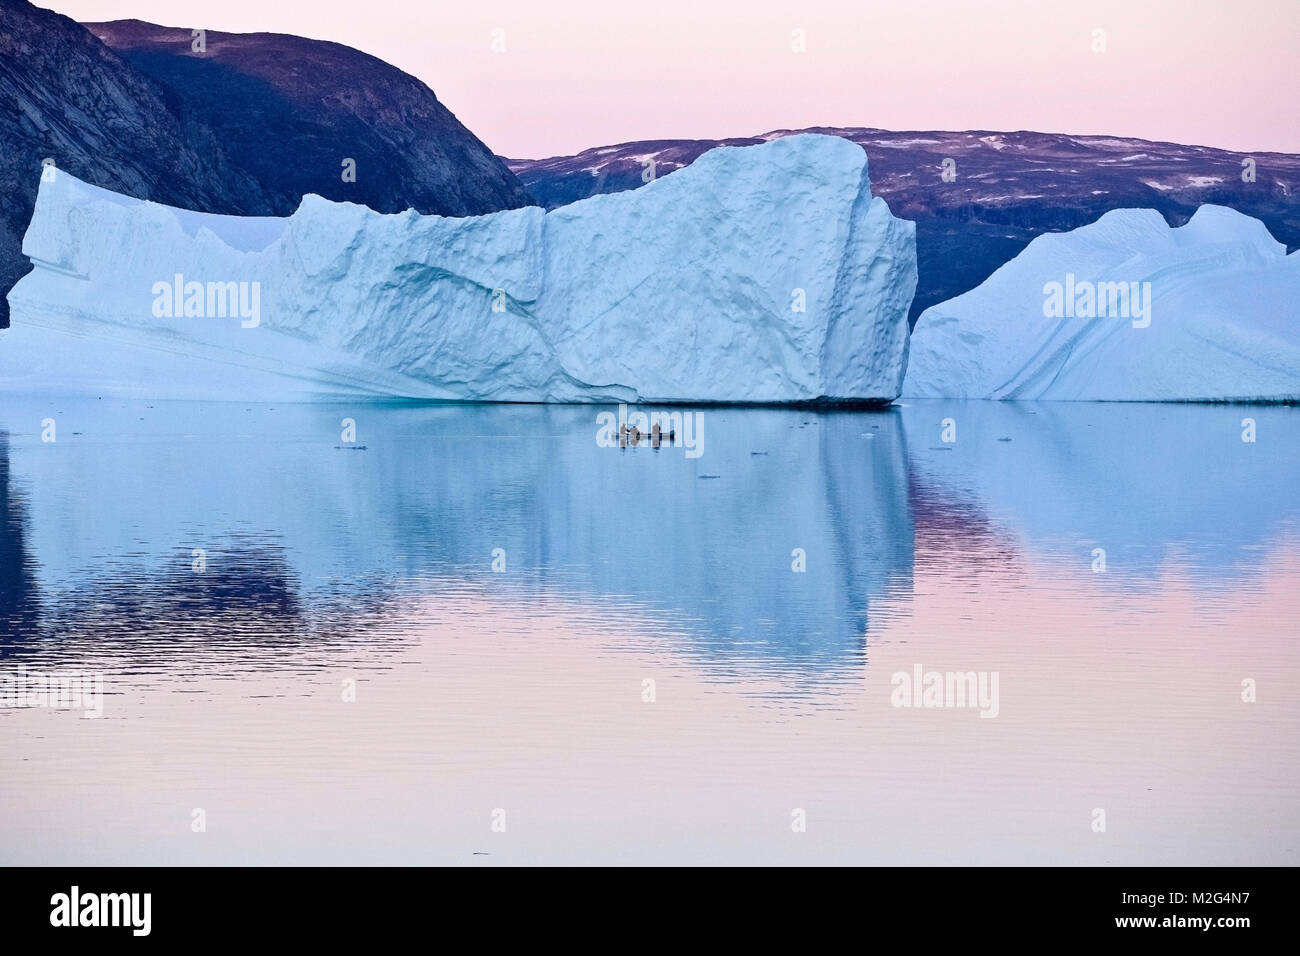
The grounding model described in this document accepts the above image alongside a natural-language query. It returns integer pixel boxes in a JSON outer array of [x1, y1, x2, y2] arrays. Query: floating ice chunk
[[903, 205, 1300, 401]]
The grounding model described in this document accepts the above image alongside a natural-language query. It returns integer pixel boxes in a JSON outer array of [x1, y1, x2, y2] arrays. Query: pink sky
[[46, 0, 1300, 158]]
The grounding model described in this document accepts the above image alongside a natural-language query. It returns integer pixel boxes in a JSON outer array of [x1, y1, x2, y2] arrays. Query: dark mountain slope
[[1, 5, 534, 327], [0, 0, 274, 327], [87, 19, 534, 217]]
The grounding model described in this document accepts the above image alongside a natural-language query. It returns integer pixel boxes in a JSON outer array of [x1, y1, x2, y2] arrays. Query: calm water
[[1, 398, 1297, 864]]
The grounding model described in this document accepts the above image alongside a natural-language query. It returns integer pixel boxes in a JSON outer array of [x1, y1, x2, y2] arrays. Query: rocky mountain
[[86, 20, 533, 218], [0, 0, 275, 327], [508, 128, 1300, 321], [0, 2, 532, 327]]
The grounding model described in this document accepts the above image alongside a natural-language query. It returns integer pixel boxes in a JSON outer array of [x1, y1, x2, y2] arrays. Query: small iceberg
[[903, 206, 1300, 401]]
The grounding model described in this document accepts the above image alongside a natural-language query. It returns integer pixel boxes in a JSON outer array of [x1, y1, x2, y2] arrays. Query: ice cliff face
[[903, 205, 1300, 401], [2, 134, 917, 403]]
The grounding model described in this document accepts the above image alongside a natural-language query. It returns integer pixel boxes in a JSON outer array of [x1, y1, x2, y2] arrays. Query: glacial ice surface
[[2, 134, 917, 403], [903, 205, 1300, 401]]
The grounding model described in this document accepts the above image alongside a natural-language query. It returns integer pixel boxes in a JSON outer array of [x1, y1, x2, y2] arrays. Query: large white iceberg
[[903, 205, 1300, 401], [2, 134, 917, 403]]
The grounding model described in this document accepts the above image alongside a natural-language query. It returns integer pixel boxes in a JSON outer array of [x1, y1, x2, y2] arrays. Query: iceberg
[[903, 205, 1300, 401], [2, 134, 917, 404]]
